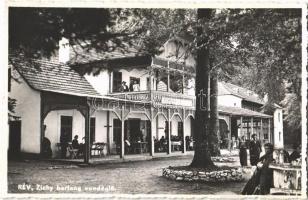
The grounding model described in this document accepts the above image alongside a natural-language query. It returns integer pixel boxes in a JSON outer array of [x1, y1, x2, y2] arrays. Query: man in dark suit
[[249, 134, 262, 166]]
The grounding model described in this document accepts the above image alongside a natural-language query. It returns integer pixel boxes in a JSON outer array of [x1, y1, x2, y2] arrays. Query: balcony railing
[[107, 90, 195, 108]]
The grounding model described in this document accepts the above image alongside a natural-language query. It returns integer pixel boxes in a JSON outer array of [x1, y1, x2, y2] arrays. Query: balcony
[[107, 90, 195, 108]]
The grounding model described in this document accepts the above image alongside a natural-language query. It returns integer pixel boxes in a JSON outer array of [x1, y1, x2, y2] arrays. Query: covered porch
[[218, 105, 273, 151]]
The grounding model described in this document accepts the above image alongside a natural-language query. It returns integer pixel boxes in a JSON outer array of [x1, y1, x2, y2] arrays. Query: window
[[279, 132, 281, 141], [278, 113, 280, 122], [60, 116, 73, 142], [264, 133, 268, 140], [113, 71, 122, 92], [90, 117, 96, 144]]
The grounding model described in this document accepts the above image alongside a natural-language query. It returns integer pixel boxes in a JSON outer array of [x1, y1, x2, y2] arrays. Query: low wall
[[162, 167, 244, 182]]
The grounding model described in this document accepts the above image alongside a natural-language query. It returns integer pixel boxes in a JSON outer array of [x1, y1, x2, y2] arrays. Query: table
[[91, 143, 107, 157], [269, 164, 301, 195], [171, 141, 182, 151], [131, 142, 148, 154]]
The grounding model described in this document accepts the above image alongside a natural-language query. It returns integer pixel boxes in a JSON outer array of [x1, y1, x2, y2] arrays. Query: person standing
[[249, 134, 262, 166], [120, 81, 129, 92], [239, 136, 248, 166], [133, 80, 140, 91]]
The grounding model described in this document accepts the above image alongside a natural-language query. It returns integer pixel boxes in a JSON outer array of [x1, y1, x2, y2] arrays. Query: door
[[129, 119, 141, 142], [8, 120, 21, 159], [60, 116, 73, 142], [113, 71, 122, 92]]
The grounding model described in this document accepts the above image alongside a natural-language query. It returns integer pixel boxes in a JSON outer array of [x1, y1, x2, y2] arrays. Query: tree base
[[162, 166, 244, 183]]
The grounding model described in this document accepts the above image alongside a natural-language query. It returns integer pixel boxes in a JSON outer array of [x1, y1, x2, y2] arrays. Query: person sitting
[[242, 143, 275, 195], [72, 135, 84, 157], [72, 135, 79, 149]]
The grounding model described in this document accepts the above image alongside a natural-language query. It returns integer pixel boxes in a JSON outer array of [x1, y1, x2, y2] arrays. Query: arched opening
[[184, 115, 195, 151], [153, 113, 168, 153], [170, 114, 183, 152], [43, 109, 84, 159], [122, 112, 151, 155]]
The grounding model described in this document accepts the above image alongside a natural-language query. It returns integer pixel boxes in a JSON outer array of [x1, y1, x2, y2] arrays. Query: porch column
[[106, 111, 111, 154], [268, 118, 272, 144], [167, 61, 170, 92], [260, 118, 263, 143], [167, 108, 171, 154], [150, 108, 155, 156], [240, 116, 243, 138], [84, 105, 90, 164], [250, 117, 254, 139], [182, 109, 186, 154], [182, 66, 185, 94], [120, 105, 125, 158], [228, 116, 232, 151]]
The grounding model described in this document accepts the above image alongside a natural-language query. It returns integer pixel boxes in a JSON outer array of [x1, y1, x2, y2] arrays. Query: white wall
[[10, 69, 41, 154], [84, 70, 110, 95], [44, 109, 109, 158], [218, 95, 242, 108], [44, 109, 85, 158], [273, 109, 284, 148]]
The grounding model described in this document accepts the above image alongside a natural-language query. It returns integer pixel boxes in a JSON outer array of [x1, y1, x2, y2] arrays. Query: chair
[[67, 143, 78, 159]]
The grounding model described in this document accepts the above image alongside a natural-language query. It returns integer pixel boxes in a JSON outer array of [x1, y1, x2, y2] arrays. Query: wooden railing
[[107, 90, 195, 108]]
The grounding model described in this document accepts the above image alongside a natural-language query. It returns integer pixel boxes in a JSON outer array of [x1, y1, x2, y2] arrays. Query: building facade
[[8, 38, 284, 161]]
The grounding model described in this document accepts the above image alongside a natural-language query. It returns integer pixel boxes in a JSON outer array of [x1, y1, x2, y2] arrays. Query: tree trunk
[[190, 9, 215, 168], [209, 73, 221, 156]]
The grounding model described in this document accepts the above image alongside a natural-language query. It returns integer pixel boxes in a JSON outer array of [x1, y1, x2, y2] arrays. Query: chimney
[[59, 37, 70, 63]]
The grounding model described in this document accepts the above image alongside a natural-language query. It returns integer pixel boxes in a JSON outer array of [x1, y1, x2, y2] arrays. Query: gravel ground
[[8, 155, 251, 195]]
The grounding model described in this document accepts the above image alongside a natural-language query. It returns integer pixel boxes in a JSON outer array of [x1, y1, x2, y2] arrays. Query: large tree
[[190, 9, 215, 168]]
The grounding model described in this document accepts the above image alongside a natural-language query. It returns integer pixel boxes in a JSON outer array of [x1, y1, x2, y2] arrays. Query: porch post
[[182, 109, 186, 154], [150, 108, 155, 156], [228, 116, 232, 151], [260, 118, 263, 143], [167, 61, 170, 92], [106, 110, 111, 154], [182, 66, 185, 94], [120, 105, 125, 158], [167, 108, 171, 154], [268, 118, 272, 144], [250, 117, 254, 139], [84, 104, 90, 164], [240, 116, 243, 138]]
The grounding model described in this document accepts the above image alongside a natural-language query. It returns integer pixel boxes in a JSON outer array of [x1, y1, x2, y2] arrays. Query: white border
[[2, 0, 307, 199]]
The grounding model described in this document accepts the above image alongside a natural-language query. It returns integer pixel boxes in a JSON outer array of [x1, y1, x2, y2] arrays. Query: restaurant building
[[8, 37, 283, 162]]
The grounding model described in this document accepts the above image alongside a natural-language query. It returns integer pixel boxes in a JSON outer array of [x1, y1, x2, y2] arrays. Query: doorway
[[8, 120, 21, 159]]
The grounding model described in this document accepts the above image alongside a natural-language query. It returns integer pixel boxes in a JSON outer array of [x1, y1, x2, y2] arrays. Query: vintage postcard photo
[[5, 2, 305, 198]]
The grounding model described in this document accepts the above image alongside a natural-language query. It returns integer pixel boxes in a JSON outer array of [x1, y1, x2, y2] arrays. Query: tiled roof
[[10, 56, 101, 97], [218, 82, 264, 105], [218, 105, 271, 118], [68, 43, 146, 65]]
